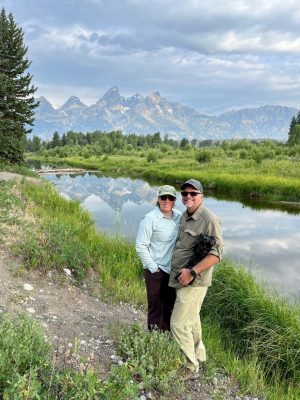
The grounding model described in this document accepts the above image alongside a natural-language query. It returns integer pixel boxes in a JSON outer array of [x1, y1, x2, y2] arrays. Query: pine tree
[[289, 124, 300, 145], [287, 112, 300, 145], [61, 133, 67, 146], [51, 132, 61, 148], [0, 8, 38, 163], [288, 116, 297, 143]]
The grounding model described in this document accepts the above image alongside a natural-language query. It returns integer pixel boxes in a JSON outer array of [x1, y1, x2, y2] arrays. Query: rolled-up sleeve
[[206, 218, 224, 260]]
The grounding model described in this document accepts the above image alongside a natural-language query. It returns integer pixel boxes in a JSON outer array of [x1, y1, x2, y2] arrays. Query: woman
[[136, 185, 181, 331]]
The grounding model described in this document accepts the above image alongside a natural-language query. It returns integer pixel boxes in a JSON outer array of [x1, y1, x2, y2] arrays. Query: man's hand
[[177, 268, 194, 286]]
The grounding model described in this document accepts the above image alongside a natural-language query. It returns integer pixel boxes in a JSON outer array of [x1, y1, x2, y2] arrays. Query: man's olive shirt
[[169, 203, 224, 288]]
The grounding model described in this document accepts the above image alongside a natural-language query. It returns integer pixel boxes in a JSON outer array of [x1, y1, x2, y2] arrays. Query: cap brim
[[159, 192, 176, 198]]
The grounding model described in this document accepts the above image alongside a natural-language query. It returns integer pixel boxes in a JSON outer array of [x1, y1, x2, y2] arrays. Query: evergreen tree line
[[24, 129, 300, 165], [25, 130, 202, 154], [23, 110, 300, 158]]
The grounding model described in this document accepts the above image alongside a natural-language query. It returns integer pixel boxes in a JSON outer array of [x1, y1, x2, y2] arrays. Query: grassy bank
[[0, 176, 185, 399], [27, 152, 300, 202], [1, 170, 300, 399]]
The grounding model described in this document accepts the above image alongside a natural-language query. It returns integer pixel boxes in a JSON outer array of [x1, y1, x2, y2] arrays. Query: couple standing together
[[136, 179, 224, 381]]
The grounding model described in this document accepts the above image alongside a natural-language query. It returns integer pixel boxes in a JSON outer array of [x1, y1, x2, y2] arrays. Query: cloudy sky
[[3, 0, 300, 114]]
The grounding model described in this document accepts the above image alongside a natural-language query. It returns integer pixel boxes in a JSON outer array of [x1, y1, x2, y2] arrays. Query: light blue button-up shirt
[[135, 207, 182, 274]]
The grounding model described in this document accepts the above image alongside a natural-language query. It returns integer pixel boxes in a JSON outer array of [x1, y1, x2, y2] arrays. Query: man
[[169, 178, 224, 381]]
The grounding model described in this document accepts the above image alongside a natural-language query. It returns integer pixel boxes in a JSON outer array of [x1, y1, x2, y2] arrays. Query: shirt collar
[[185, 203, 204, 220]]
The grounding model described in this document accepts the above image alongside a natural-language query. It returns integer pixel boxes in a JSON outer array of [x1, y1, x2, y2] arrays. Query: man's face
[[181, 185, 203, 213]]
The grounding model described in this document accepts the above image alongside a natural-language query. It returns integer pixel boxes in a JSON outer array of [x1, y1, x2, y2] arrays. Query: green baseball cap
[[158, 185, 177, 198]]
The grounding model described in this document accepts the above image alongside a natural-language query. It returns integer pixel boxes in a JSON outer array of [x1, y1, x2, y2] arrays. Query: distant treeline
[[25, 130, 212, 152], [24, 108, 300, 155], [24, 130, 300, 164], [26, 130, 183, 153]]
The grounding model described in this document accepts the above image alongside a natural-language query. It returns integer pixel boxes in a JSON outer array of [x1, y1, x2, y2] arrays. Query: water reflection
[[42, 172, 300, 301]]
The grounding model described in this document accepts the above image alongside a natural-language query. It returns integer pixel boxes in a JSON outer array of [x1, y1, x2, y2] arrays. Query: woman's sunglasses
[[159, 195, 175, 201], [181, 191, 201, 197]]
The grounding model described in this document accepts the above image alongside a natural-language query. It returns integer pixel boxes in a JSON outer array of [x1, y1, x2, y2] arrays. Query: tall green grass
[[2, 176, 300, 399], [203, 259, 300, 388], [13, 181, 146, 306], [12, 183, 100, 278]]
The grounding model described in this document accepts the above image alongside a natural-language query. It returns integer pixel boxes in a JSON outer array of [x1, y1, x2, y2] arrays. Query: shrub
[[52, 369, 106, 399], [3, 369, 42, 400], [116, 324, 185, 394], [147, 151, 159, 163], [239, 149, 248, 159], [195, 150, 212, 164], [0, 314, 51, 395]]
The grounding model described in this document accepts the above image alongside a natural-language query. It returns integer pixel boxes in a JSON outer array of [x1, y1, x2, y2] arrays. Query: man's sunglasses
[[159, 195, 175, 201], [181, 191, 201, 197]]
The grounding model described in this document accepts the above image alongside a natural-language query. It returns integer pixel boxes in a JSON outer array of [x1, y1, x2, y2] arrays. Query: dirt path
[[0, 171, 41, 184]]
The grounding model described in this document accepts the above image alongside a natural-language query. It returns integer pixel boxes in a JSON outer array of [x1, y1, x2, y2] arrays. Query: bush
[[0, 314, 51, 395], [195, 150, 212, 164], [239, 149, 248, 159], [52, 369, 106, 399], [0, 314, 143, 399], [147, 151, 159, 163], [116, 324, 185, 394], [249, 149, 264, 164], [3, 369, 42, 400]]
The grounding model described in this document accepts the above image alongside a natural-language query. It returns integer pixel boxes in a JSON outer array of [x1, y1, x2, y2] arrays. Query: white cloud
[[4, 0, 300, 112]]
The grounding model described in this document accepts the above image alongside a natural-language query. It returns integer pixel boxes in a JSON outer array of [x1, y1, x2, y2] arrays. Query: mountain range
[[32, 86, 297, 141]]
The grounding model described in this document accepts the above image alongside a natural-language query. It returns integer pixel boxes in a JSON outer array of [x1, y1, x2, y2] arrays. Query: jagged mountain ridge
[[33, 87, 297, 141]]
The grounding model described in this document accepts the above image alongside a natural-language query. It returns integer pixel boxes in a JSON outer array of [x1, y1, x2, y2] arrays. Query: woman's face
[[158, 195, 176, 214]]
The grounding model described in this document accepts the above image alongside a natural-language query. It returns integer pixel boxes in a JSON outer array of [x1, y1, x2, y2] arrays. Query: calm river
[[42, 172, 300, 301]]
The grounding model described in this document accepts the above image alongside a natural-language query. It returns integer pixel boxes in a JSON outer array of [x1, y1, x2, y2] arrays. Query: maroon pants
[[144, 268, 176, 332]]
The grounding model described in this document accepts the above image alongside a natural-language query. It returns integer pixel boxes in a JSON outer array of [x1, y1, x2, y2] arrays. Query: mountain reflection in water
[[42, 172, 300, 302]]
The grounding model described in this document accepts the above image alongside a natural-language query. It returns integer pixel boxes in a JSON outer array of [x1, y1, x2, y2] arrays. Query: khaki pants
[[171, 286, 208, 372]]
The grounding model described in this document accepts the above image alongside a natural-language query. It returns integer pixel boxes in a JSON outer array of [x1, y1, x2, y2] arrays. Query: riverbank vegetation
[[1, 167, 299, 399], [0, 313, 184, 399], [26, 132, 300, 202]]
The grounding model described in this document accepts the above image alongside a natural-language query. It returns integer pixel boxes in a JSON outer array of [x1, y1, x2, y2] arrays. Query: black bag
[[175, 234, 216, 285]]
